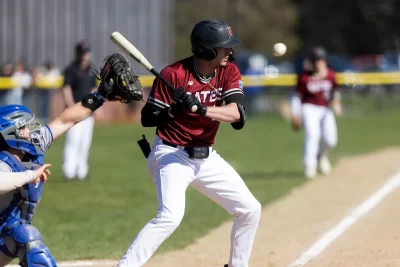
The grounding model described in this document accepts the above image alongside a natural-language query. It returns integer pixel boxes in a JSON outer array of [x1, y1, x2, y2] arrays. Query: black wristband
[[199, 106, 207, 116], [81, 91, 105, 111]]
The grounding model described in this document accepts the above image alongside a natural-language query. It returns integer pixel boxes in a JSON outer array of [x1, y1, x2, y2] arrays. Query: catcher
[[0, 53, 142, 267]]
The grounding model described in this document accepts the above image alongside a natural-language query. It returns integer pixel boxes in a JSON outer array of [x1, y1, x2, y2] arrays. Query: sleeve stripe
[[147, 97, 170, 108], [223, 88, 243, 96], [44, 125, 53, 143], [147, 100, 169, 109], [222, 91, 244, 99]]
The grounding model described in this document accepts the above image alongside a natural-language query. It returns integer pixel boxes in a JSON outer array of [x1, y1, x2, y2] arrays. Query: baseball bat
[[110, 31, 198, 112]]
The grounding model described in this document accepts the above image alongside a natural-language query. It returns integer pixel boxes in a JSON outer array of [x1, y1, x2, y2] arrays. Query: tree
[[173, 0, 300, 60], [294, 0, 400, 56]]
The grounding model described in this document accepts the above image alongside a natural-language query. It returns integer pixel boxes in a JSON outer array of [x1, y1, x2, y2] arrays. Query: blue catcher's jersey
[[0, 151, 44, 227]]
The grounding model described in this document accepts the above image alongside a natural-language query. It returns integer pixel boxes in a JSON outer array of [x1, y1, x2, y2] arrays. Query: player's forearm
[[290, 92, 302, 117], [47, 102, 93, 139], [0, 171, 36, 194], [330, 99, 342, 116], [62, 85, 75, 107], [205, 103, 240, 123], [48, 91, 105, 139]]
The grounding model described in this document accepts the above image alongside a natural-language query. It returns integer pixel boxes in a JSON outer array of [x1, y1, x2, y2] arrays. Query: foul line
[[289, 170, 400, 266], [9, 260, 117, 267]]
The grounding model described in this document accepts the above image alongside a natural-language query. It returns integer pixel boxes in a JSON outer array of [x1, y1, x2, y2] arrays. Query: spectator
[[37, 61, 61, 122], [28, 65, 42, 115], [40, 61, 61, 80], [7, 59, 32, 105], [0, 62, 13, 106], [60, 41, 97, 181]]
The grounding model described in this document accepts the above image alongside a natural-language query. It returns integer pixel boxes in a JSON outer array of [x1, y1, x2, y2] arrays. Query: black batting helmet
[[309, 46, 327, 63], [191, 19, 241, 61]]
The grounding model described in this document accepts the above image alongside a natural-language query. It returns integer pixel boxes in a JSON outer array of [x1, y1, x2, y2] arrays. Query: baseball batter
[[291, 46, 341, 179], [117, 19, 261, 267]]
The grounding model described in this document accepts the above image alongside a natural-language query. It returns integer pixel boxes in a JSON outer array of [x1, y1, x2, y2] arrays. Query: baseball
[[272, 43, 287, 57]]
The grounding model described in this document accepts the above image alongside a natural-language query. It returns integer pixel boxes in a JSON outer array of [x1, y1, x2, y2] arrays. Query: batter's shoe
[[224, 265, 228, 267], [318, 155, 332, 175], [304, 167, 317, 179]]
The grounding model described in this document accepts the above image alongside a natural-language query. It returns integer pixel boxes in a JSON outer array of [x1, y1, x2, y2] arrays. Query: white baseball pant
[[301, 103, 337, 169], [117, 136, 261, 267], [62, 115, 94, 180]]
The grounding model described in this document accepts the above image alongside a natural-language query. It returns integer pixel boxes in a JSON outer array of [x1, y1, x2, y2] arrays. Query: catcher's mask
[[191, 19, 241, 62], [0, 105, 44, 156]]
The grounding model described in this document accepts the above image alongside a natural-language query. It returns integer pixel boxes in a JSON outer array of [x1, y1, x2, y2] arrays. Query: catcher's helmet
[[0, 105, 43, 156], [191, 19, 241, 61], [310, 46, 327, 63]]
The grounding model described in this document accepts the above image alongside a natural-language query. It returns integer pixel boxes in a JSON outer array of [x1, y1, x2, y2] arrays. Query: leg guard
[[11, 222, 57, 267]]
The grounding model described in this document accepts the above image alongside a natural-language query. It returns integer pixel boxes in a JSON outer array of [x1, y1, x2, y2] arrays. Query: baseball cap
[[75, 40, 91, 56], [310, 46, 327, 62]]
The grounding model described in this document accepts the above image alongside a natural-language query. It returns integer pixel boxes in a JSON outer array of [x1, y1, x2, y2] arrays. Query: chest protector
[[0, 151, 44, 225]]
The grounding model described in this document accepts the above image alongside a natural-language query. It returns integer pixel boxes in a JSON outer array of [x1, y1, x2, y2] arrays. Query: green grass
[[32, 104, 400, 261]]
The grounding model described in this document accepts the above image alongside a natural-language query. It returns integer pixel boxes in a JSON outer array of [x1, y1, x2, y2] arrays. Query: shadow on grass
[[242, 170, 304, 180]]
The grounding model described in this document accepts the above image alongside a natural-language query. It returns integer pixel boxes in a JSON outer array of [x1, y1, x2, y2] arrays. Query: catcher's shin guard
[[12, 222, 57, 267]]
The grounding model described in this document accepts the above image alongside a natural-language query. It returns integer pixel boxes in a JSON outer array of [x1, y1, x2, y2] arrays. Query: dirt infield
[[52, 147, 400, 267]]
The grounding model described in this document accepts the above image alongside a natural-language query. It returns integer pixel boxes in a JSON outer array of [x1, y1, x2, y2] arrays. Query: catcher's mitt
[[93, 53, 143, 103]]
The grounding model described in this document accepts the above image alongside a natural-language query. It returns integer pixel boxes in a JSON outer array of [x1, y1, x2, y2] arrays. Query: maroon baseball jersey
[[296, 69, 338, 107], [146, 56, 244, 147]]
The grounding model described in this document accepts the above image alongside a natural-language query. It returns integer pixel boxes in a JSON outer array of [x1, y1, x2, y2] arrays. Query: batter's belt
[[162, 140, 210, 159]]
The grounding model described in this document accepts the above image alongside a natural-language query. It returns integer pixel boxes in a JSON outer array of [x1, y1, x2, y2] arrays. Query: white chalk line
[[288, 170, 400, 266], [8, 260, 117, 267]]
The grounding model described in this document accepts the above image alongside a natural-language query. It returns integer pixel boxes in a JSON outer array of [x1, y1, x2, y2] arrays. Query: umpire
[[60, 40, 98, 181]]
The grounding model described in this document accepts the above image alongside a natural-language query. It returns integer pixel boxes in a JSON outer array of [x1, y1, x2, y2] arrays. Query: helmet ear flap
[[228, 49, 236, 62], [192, 42, 217, 61], [191, 46, 203, 59]]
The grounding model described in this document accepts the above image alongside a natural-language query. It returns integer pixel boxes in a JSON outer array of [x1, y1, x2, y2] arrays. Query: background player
[[61, 41, 98, 181], [290, 46, 342, 179], [117, 19, 261, 267], [0, 53, 142, 267]]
